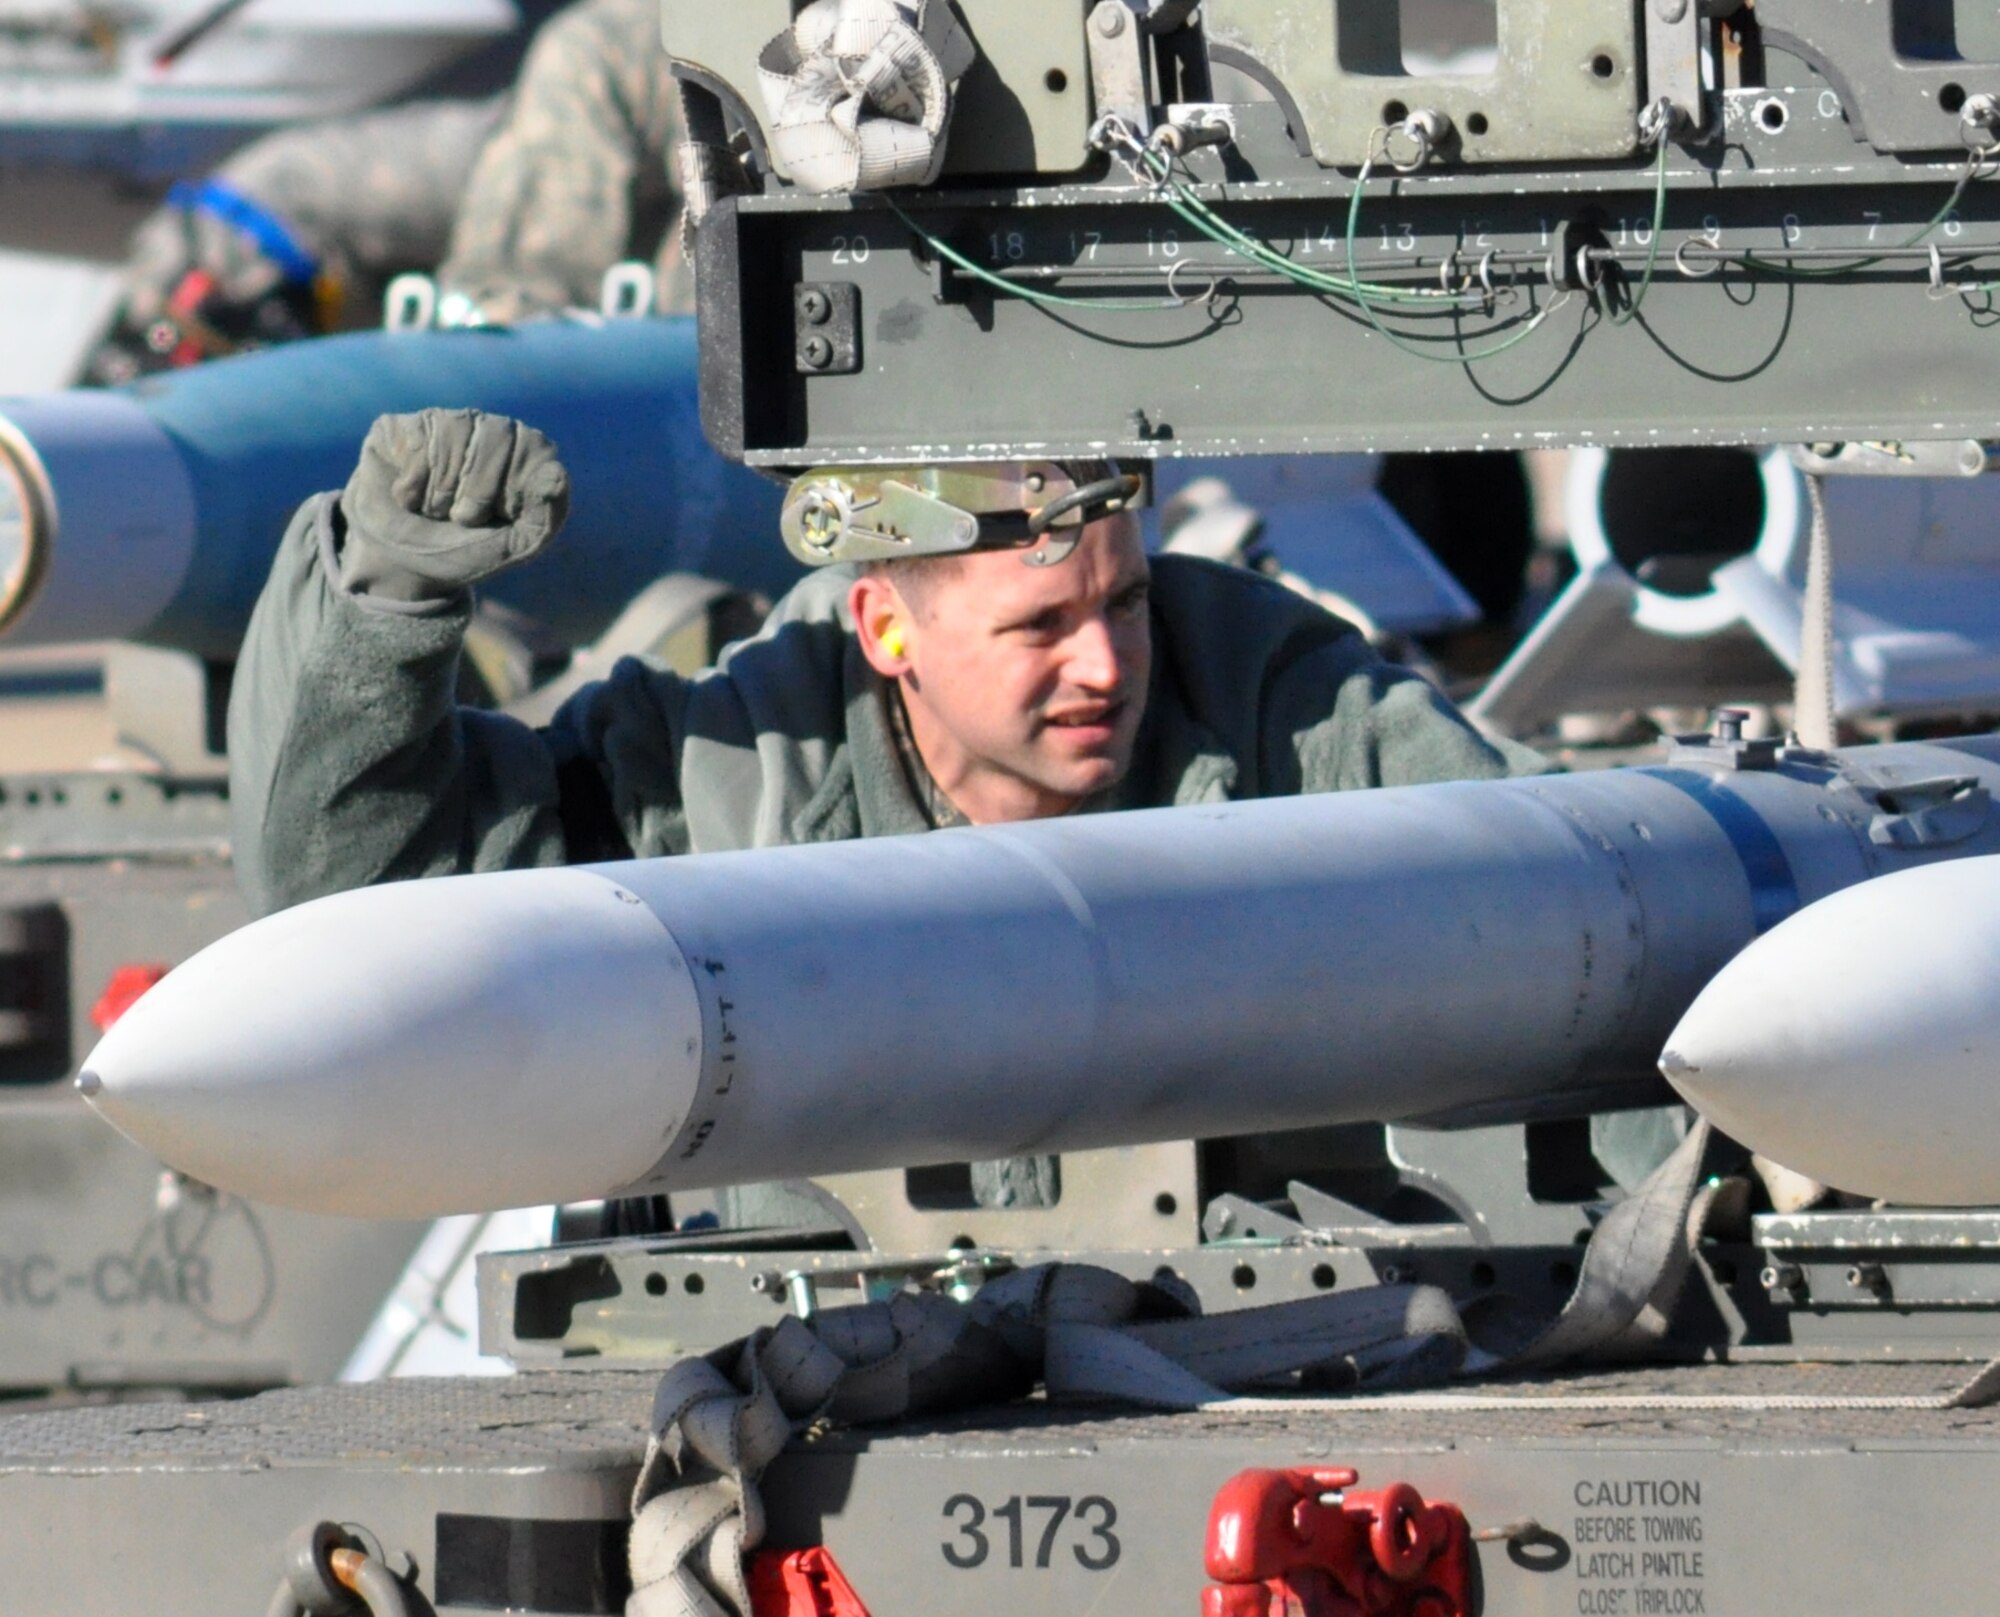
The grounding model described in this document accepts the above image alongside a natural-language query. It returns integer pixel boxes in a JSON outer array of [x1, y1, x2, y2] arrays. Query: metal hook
[[1575, 243, 1606, 293], [1476, 248, 1499, 302], [1637, 97, 1680, 149], [1166, 256, 1221, 308], [1087, 113, 1140, 156], [1927, 242, 1954, 300], [1674, 236, 1720, 279], [1382, 118, 1434, 173], [1960, 94, 2000, 150]]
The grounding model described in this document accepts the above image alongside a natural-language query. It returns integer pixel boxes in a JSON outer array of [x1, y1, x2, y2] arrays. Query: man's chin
[[1033, 748, 1132, 803]]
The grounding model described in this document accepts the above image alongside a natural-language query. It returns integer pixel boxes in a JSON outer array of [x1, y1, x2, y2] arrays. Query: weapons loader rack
[[666, 0, 2000, 465]]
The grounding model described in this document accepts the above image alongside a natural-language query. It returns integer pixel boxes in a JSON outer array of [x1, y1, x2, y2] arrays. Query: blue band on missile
[[168, 179, 319, 285], [1650, 769, 1801, 935]]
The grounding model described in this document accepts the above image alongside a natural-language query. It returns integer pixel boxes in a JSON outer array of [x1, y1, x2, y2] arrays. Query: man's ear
[[849, 573, 912, 678]]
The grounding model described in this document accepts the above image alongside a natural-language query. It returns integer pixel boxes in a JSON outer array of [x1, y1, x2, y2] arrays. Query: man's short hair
[[863, 553, 964, 620]]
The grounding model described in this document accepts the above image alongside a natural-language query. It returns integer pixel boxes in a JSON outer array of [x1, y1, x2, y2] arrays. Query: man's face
[[854, 514, 1153, 823]]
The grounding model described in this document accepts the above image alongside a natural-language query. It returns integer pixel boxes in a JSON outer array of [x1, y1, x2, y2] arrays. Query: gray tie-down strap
[[629, 1118, 1877, 1617], [1468, 1117, 1720, 1373], [626, 1265, 1464, 1617], [756, 0, 976, 195]]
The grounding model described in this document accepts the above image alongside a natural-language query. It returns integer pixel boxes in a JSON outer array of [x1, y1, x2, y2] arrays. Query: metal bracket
[[1866, 775, 1992, 849], [811, 1141, 1200, 1257], [1667, 709, 1782, 772], [1140, 0, 1200, 34], [1792, 441, 1992, 480], [794, 282, 860, 376], [1761, 0, 2000, 153], [1643, 0, 1710, 136], [1086, 0, 1154, 135], [1203, 0, 1642, 166]]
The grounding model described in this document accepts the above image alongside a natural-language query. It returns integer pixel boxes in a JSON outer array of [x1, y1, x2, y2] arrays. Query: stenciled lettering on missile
[[0, 1196, 275, 1335], [940, 1494, 1121, 1572], [678, 956, 740, 1162], [1571, 1478, 1708, 1616]]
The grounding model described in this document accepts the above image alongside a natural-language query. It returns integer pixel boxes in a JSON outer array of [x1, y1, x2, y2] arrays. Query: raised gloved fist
[[338, 408, 571, 602]]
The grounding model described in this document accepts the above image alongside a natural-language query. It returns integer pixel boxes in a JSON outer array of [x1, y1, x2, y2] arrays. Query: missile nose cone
[[1661, 857, 2000, 1205], [79, 868, 704, 1219]]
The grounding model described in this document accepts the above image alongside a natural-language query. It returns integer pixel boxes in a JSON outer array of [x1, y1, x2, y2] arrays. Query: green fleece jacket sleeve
[[229, 493, 691, 916], [1273, 629, 1546, 791]]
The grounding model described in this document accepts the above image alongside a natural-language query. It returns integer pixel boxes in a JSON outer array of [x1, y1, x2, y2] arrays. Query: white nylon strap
[[756, 0, 976, 194], [625, 1262, 1467, 1617], [626, 1127, 1744, 1617]]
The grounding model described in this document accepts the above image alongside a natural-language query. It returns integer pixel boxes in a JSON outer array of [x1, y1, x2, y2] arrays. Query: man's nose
[[1062, 615, 1123, 692]]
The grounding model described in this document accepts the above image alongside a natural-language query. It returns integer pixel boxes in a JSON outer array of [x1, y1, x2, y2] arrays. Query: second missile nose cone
[[78, 868, 704, 1218], [1660, 857, 2000, 1206]]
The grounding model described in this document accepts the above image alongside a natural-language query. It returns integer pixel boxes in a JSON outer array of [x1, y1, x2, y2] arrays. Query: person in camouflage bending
[[435, 0, 692, 324], [82, 99, 503, 382], [84, 0, 687, 383]]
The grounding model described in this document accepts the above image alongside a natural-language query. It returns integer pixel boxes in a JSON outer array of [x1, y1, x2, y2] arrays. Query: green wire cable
[[1735, 159, 1981, 279], [885, 197, 1169, 313], [891, 180, 1454, 316], [891, 133, 1988, 338], [1156, 185, 1462, 310], [1342, 155, 1564, 365], [1141, 149, 1472, 309], [1609, 139, 1670, 326]]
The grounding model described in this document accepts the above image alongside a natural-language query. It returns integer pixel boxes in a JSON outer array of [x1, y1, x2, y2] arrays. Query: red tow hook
[[1203, 1466, 1474, 1617], [747, 1547, 872, 1617], [91, 964, 170, 1031]]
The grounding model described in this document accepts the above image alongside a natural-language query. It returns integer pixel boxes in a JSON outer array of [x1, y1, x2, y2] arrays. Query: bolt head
[[800, 289, 831, 324], [801, 334, 834, 369], [1095, 3, 1127, 37]]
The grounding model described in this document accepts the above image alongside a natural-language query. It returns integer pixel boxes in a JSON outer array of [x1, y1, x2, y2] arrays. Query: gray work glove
[[337, 408, 571, 603]]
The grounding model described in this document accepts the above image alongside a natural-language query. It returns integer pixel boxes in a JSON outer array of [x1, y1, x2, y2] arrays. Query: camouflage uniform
[[86, 99, 504, 382], [436, 0, 692, 322]]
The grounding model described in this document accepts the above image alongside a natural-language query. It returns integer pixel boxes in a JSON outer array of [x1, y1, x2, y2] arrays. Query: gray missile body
[[79, 732, 2000, 1218], [0, 318, 794, 660]]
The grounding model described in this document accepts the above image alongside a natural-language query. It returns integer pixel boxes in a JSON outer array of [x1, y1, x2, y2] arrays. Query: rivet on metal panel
[[794, 282, 861, 375], [1846, 1261, 1891, 1299]]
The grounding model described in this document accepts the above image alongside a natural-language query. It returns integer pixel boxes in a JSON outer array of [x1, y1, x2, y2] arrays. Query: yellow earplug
[[881, 625, 907, 659]]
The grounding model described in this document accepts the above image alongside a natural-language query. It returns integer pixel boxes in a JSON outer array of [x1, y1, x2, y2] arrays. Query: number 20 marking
[[831, 234, 870, 264], [941, 1494, 1121, 1571]]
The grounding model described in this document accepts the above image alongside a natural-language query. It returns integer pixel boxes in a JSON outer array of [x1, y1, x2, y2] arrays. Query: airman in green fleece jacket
[[229, 411, 1541, 920]]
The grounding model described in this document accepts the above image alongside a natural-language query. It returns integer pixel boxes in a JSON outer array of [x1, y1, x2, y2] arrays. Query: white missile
[[78, 734, 2000, 1219], [1659, 855, 2000, 1206]]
